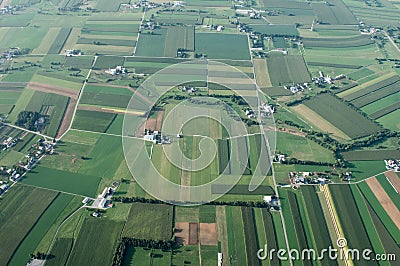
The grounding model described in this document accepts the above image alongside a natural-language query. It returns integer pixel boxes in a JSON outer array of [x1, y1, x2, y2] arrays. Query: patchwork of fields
[[0, 1, 398, 266]]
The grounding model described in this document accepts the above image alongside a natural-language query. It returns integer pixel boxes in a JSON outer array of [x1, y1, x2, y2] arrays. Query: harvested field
[[175, 222, 190, 246], [199, 223, 217, 246], [145, 110, 164, 131], [384, 171, 400, 193], [189, 222, 199, 245], [366, 177, 400, 229]]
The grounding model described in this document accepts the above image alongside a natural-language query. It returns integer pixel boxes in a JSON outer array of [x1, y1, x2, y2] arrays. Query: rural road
[[384, 31, 400, 55]]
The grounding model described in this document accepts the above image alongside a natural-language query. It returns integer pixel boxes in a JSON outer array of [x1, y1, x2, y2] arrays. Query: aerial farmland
[[0, 0, 398, 266]]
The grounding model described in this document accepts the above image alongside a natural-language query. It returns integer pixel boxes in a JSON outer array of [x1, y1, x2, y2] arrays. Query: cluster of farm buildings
[[0, 137, 55, 196], [312, 71, 346, 86], [385, 160, 400, 172], [289, 172, 332, 185]]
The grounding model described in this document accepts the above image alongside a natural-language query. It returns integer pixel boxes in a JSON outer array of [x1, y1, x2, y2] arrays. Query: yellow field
[[253, 58, 272, 88], [291, 104, 351, 140], [32, 27, 61, 54]]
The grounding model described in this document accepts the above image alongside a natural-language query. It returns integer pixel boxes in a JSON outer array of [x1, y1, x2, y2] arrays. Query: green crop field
[[260, 210, 280, 266], [77, 134, 127, 179], [136, 26, 195, 57], [80, 91, 131, 109], [350, 82, 399, 108], [95, 0, 126, 11], [276, 132, 335, 162], [66, 218, 124, 266], [266, 54, 310, 85], [302, 35, 373, 48], [195, 33, 250, 60], [199, 205, 216, 223], [250, 24, 299, 36], [278, 190, 301, 264], [369, 102, 400, 120], [347, 160, 387, 181], [261, 87, 293, 97], [72, 110, 116, 133], [122, 203, 173, 240], [311, 0, 357, 25], [22, 166, 101, 197], [329, 185, 376, 266], [241, 207, 259, 266], [46, 238, 73, 266], [286, 191, 310, 261], [64, 56, 94, 69], [357, 182, 400, 243], [8, 193, 74, 266], [377, 109, 400, 131], [301, 186, 336, 266], [0, 185, 57, 265], [93, 56, 125, 69], [303, 93, 381, 139], [349, 185, 388, 265], [341, 75, 400, 101], [48, 28, 72, 54], [225, 206, 247, 265], [361, 92, 400, 114], [342, 150, 400, 161]]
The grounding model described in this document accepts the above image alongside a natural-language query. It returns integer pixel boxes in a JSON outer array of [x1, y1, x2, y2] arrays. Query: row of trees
[[112, 196, 270, 209], [112, 237, 174, 266], [281, 158, 334, 167]]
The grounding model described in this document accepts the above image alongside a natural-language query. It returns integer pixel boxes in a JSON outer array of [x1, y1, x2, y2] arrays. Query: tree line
[[112, 196, 270, 209], [112, 237, 174, 266]]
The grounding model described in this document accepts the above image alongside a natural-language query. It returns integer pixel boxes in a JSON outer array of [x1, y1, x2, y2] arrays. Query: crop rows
[[261, 211, 279, 266], [369, 102, 400, 119], [48, 28, 72, 54], [302, 35, 373, 48], [303, 94, 381, 139], [344, 75, 400, 101], [307, 62, 361, 69], [287, 191, 311, 266], [329, 185, 376, 266], [301, 186, 337, 266], [350, 82, 400, 107], [241, 207, 259, 266]]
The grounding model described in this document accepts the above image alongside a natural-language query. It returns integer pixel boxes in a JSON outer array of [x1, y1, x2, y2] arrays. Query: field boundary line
[[0, 122, 53, 140], [384, 176, 398, 194], [57, 56, 98, 141], [43, 205, 85, 266], [19, 182, 87, 198]]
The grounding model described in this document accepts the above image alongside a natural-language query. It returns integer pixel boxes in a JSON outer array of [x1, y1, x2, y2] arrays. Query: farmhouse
[[218, 253, 223, 266], [106, 66, 127, 75], [289, 172, 330, 185], [385, 160, 400, 172], [263, 195, 280, 210]]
